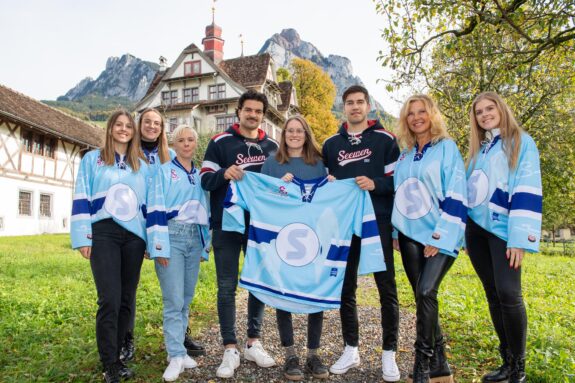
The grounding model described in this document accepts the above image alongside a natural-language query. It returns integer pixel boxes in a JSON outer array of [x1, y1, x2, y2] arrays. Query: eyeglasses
[[285, 129, 305, 135]]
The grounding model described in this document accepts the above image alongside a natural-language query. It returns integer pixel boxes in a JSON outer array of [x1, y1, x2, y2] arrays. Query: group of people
[[71, 85, 541, 383]]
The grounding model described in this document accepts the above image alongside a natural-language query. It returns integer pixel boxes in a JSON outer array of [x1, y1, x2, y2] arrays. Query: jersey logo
[[176, 200, 208, 223], [104, 183, 138, 222], [171, 169, 180, 180], [395, 178, 432, 219], [337, 149, 372, 166], [96, 156, 104, 167], [278, 186, 288, 196], [468, 169, 489, 208], [275, 223, 320, 267]]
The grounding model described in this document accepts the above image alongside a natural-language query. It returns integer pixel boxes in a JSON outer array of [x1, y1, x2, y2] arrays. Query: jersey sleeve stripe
[[510, 192, 543, 213], [248, 225, 279, 244]]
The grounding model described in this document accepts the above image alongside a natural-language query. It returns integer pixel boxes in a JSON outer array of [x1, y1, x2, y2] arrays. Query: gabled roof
[[278, 81, 294, 112], [219, 54, 272, 87], [0, 84, 103, 148]]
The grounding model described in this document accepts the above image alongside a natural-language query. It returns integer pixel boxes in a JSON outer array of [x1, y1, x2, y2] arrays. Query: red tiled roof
[[0, 84, 103, 147], [219, 54, 271, 87]]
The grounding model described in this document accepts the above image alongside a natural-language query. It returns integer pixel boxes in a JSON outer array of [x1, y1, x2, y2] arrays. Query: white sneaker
[[167, 355, 198, 369], [216, 348, 241, 378], [329, 345, 360, 375], [243, 340, 276, 367], [382, 350, 400, 381], [163, 356, 185, 382]]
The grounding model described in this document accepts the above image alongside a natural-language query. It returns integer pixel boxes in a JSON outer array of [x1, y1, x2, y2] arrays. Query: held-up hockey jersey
[[222, 172, 386, 314], [392, 139, 467, 257], [71, 149, 149, 249], [467, 130, 542, 252], [146, 159, 211, 260], [142, 147, 176, 184]]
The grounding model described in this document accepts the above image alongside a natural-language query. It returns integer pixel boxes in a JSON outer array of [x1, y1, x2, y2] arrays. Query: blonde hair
[[138, 108, 171, 164], [467, 92, 522, 169], [101, 110, 143, 171], [172, 124, 198, 141], [275, 115, 322, 165], [396, 94, 450, 150]]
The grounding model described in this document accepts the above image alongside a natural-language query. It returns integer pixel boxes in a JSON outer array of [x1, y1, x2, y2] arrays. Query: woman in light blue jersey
[[71, 110, 148, 383], [392, 95, 467, 383], [146, 124, 210, 382], [466, 92, 542, 383], [261, 115, 331, 381]]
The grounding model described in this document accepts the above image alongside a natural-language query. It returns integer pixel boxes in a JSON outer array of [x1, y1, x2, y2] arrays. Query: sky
[[0, 0, 403, 115]]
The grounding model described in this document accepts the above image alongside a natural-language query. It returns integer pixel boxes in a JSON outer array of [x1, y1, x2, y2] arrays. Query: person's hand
[[355, 176, 375, 191], [144, 251, 150, 260], [506, 247, 525, 269], [393, 239, 400, 252], [281, 173, 294, 182], [78, 246, 91, 259], [224, 165, 244, 181], [424, 245, 439, 257], [327, 175, 336, 182], [156, 257, 169, 267]]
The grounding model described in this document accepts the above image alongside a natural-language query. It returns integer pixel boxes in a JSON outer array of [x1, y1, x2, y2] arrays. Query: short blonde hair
[[171, 124, 198, 141], [396, 94, 450, 150]]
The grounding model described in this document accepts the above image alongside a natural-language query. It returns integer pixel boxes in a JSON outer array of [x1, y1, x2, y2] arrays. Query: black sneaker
[[119, 332, 135, 362], [102, 363, 120, 383], [306, 354, 329, 379], [118, 360, 135, 380], [284, 355, 304, 381], [184, 327, 206, 356]]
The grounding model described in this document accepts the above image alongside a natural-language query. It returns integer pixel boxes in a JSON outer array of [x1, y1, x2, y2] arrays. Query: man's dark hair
[[236, 90, 269, 117], [342, 85, 370, 103]]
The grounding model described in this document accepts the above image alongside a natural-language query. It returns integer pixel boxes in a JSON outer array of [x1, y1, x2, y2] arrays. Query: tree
[[276, 67, 291, 83], [375, 0, 575, 230], [290, 58, 339, 143]]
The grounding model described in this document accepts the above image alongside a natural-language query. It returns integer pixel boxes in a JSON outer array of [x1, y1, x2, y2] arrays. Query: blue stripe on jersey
[[223, 186, 234, 208], [72, 199, 90, 215], [91, 197, 105, 214], [249, 225, 279, 244], [326, 244, 350, 262], [440, 197, 468, 221], [166, 210, 179, 220], [511, 192, 543, 213], [240, 278, 341, 305], [362, 220, 379, 238], [146, 211, 167, 228], [490, 188, 509, 210]]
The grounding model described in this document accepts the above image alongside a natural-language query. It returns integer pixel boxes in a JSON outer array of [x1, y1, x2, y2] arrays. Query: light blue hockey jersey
[[71, 149, 149, 249], [467, 129, 542, 252], [222, 172, 386, 313], [146, 159, 211, 259], [392, 139, 467, 257], [143, 147, 176, 183]]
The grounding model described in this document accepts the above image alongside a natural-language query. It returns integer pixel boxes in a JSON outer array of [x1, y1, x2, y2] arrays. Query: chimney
[[202, 22, 224, 65], [159, 56, 167, 71]]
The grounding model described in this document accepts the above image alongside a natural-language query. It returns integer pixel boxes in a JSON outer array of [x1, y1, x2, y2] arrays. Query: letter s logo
[[276, 223, 319, 267], [395, 178, 432, 219], [467, 170, 488, 208], [104, 184, 138, 222]]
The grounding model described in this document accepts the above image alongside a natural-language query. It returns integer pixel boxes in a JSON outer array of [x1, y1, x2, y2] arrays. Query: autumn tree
[[290, 58, 339, 144]]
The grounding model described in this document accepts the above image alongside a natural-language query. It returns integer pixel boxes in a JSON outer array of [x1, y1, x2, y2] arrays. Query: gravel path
[[179, 277, 418, 382]]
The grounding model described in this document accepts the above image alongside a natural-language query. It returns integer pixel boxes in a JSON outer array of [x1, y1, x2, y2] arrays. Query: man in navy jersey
[[200, 90, 278, 379], [322, 85, 401, 381]]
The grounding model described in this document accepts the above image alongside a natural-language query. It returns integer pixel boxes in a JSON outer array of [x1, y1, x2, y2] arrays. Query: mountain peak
[[279, 28, 301, 45]]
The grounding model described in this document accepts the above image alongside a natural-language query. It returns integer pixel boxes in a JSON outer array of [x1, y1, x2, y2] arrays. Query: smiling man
[[200, 90, 279, 379], [322, 85, 401, 381]]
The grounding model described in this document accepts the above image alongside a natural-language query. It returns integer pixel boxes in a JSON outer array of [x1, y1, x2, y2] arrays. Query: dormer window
[[184, 61, 201, 76]]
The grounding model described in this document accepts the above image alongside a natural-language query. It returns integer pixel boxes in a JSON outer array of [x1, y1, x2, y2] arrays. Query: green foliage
[[45, 94, 134, 122], [276, 67, 292, 83], [360, 251, 575, 382], [192, 133, 212, 167], [290, 58, 339, 144]]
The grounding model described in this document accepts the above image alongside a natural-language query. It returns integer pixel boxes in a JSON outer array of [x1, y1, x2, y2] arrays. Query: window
[[22, 131, 33, 152], [216, 115, 238, 132], [183, 87, 199, 103], [209, 84, 226, 100], [206, 105, 226, 114], [39, 193, 52, 218], [161, 90, 178, 105], [19, 190, 32, 216], [184, 61, 201, 76], [21, 130, 55, 158], [44, 138, 56, 158], [169, 118, 178, 132]]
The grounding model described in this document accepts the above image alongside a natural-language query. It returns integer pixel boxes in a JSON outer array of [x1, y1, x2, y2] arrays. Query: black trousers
[[340, 221, 399, 350], [465, 219, 527, 358], [399, 232, 454, 357], [276, 309, 324, 350], [90, 219, 145, 367]]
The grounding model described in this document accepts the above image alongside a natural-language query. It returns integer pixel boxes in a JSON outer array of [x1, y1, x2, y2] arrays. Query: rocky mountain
[[58, 54, 159, 103], [259, 29, 384, 112]]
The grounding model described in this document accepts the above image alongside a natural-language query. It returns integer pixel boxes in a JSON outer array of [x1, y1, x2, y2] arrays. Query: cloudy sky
[[0, 0, 403, 114]]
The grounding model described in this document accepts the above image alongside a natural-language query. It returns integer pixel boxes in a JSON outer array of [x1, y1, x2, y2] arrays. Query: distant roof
[[144, 70, 167, 98], [0, 84, 103, 148], [278, 81, 293, 112], [220, 53, 271, 87]]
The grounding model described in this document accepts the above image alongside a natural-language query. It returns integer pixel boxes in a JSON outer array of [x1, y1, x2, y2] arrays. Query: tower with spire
[[202, 0, 224, 65]]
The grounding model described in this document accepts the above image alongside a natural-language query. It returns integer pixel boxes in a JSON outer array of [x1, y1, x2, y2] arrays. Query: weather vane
[[239, 33, 244, 57], [212, 0, 216, 24]]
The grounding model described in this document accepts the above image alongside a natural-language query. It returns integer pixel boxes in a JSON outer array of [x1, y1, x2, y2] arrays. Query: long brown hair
[[275, 115, 322, 165], [138, 108, 171, 164], [467, 92, 522, 169], [396, 94, 450, 150], [101, 110, 143, 171]]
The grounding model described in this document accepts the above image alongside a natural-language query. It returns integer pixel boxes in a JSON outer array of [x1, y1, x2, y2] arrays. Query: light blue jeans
[[155, 221, 202, 358]]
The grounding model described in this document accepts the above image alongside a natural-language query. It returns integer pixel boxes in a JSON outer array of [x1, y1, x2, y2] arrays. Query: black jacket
[[200, 124, 278, 229], [322, 119, 399, 222]]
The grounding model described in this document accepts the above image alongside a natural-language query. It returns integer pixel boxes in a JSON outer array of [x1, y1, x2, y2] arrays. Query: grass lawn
[[1, 234, 573, 382]]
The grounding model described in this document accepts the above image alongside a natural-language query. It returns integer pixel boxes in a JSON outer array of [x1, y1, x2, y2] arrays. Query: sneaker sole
[[186, 349, 206, 357], [383, 372, 401, 382], [311, 371, 330, 379], [244, 354, 276, 368], [284, 372, 304, 381], [407, 375, 454, 383], [329, 362, 360, 375]]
